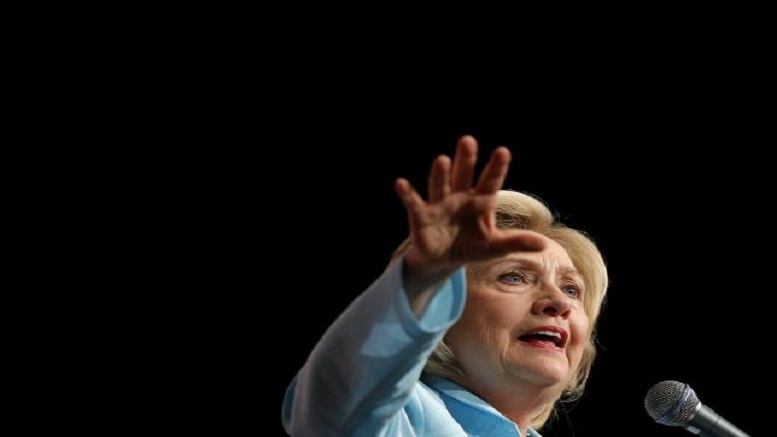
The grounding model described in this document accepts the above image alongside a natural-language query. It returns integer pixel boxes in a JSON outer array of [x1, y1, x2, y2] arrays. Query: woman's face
[[446, 233, 590, 392]]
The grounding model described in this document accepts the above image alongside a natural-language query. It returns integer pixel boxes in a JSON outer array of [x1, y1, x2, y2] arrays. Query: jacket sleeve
[[281, 256, 466, 436]]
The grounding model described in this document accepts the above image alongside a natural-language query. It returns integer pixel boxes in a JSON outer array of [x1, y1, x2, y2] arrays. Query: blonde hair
[[392, 190, 609, 430]]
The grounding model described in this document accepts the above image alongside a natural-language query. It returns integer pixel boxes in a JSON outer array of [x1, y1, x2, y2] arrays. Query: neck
[[454, 375, 560, 435]]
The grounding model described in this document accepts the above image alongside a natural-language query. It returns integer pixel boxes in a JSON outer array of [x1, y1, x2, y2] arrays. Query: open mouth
[[517, 327, 568, 348]]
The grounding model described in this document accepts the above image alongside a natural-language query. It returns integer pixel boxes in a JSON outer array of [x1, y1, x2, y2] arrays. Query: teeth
[[534, 331, 561, 339]]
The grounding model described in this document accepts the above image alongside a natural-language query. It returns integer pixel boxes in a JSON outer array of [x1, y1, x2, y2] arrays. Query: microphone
[[644, 380, 750, 437]]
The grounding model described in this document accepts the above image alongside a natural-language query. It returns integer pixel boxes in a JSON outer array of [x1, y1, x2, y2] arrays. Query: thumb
[[487, 230, 547, 256]]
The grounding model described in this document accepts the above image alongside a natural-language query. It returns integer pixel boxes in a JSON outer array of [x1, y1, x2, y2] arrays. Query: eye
[[499, 271, 527, 285], [561, 283, 582, 298]]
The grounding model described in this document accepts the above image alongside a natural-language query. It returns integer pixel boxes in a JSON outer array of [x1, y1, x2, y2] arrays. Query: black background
[[266, 107, 769, 436], [49, 12, 773, 437]]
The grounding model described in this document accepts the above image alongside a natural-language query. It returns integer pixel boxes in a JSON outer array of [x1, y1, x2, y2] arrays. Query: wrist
[[402, 252, 460, 298]]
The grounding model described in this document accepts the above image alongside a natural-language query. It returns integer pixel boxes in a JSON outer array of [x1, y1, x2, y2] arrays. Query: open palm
[[396, 135, 546, 294]]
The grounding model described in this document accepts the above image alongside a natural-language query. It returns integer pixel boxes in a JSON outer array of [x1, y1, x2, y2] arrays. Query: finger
[[427, 155, 451, 203], [450, 135, 478, 192], [487, 230, 547, 255], [475, 146, 511, 194], [395, 178, 425, 231]]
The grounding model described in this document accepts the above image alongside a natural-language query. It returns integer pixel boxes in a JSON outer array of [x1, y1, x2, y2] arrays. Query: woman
[[282, 135, 609, 436]]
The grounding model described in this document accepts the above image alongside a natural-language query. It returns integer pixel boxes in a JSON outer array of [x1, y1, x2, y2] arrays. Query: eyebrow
[[489, 257, 584, 281]]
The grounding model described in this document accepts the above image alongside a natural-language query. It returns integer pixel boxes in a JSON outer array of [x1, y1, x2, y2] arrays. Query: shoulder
[[405, 380, 447, 421], [400, 381, 465, 435]]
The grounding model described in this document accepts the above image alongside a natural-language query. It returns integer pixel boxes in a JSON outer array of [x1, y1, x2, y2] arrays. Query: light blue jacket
[[282, 257, 542, 437]]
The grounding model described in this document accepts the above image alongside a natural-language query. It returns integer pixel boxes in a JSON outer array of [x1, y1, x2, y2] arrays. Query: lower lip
[[517, 339, 563, 352]]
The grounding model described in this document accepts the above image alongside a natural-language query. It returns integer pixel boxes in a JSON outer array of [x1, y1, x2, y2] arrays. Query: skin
[[395, 135, 587, 433], [395, 135, 546, 311], [447, 238, 590, 429]]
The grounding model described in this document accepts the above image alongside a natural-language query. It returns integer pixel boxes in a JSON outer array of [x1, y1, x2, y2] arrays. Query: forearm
[[282, 256, 466, 436], [402, 256, 461, 319]]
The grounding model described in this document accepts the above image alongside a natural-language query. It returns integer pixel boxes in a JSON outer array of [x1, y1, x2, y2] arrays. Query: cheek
[[448, 283, 530, 357], [447, 316, 496, 353], [568, 315, 591, 363], [570, 305, 591, 337], [446, 304, 511, 358]]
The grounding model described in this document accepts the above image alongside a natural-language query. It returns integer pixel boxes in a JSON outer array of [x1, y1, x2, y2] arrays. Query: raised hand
[[395, 135, 546, 304]]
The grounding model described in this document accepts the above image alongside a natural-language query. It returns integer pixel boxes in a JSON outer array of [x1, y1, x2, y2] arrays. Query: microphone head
[[644, 380, 700, 427]]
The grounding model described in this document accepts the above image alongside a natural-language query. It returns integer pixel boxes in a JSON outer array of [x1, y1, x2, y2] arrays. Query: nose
[[531, 284, 572, 318]]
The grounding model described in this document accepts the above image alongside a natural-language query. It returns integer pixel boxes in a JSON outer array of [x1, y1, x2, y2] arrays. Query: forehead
[[535, 237, 573, 265], [517, 235, 574, 267], [473, 236, 577, 273]]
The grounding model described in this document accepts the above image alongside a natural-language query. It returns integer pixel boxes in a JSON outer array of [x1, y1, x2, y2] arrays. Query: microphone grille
[[644, 380, 700, 427]]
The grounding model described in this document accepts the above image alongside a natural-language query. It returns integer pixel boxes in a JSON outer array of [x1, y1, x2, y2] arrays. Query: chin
[[511, 356, 570, 386]]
